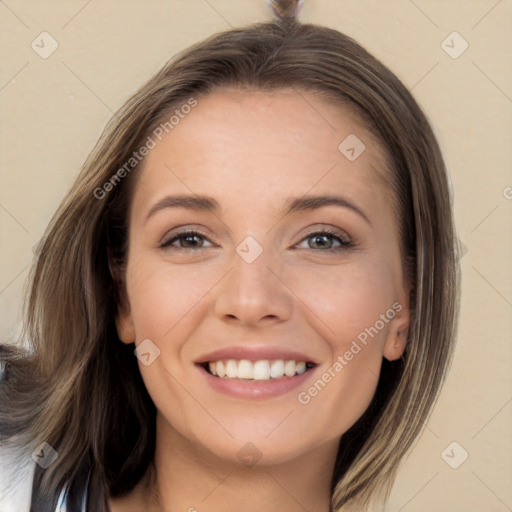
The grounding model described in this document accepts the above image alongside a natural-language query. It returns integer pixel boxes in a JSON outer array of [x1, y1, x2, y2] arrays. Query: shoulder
[[0, 444, 35, 512], [0, 363, 36, 511], [0, 444, 73, 512]]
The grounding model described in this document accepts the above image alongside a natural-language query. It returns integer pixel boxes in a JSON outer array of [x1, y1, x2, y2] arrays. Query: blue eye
[[298, 230, 353, 251]]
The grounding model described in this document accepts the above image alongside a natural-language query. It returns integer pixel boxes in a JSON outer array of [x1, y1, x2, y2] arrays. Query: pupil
[[312, 234, 330, 249], [184, 235, 200, 247]]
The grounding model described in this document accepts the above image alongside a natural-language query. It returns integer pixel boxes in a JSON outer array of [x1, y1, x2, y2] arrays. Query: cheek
[[125, 259, 227, 441], [279, 261, 398, 435], [293, 273, 391, 439], [293, 258, 398, 353], [296, 352, 382, 443], [126, 255, 224, 342], [294, 261, 397, 400]]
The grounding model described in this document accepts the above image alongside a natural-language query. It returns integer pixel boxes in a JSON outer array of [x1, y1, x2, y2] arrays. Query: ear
[[108, 254, 135, 345], [382, 293, 411, 362], [115, 303, 136, 345]]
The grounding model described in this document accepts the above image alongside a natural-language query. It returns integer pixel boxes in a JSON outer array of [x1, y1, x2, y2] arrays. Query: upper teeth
[[208, 359, 307, 380]]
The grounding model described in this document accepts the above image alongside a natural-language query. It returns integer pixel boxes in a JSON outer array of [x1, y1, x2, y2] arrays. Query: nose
[[212, 241, 293, 327]]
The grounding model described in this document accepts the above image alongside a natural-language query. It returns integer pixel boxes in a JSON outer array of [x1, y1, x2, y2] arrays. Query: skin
[[110, 88, 411, 511]]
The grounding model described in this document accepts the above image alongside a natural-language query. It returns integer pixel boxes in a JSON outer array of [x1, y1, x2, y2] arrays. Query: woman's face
[[116, 88, 411, 466]]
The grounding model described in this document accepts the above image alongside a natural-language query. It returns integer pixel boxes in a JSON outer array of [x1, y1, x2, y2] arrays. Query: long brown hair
[[0, 19, 459, 511]]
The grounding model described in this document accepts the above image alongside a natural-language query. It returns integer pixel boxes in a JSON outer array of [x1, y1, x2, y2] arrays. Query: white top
[[0, 447, 34, 512], [0, 447, 80, 512]]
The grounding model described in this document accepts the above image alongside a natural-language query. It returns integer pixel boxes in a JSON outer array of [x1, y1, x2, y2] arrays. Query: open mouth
[[200, 359, 316, 381]]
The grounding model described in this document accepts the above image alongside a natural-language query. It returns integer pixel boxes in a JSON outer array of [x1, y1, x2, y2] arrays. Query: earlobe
[[383, 324, 409, 361], [108, 255, 135, 344], [382, 300, 411, 361], [115, 308, 135, 345]]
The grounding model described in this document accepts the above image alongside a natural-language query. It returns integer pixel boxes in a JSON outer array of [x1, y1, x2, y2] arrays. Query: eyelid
[[160, 227, 215, 249], [302, 225, 351, 240], [160, 227, 353, 253], [294, 226, 353, 249]]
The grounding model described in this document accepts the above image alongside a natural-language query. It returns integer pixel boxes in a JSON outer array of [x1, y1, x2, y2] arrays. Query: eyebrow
[[145, 195, 220, 223], [145, 194, 371, 225], [284, 195, 371, 225]]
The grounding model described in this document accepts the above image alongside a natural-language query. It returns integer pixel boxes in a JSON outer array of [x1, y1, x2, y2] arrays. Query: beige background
[[1, 1, 511, 511]]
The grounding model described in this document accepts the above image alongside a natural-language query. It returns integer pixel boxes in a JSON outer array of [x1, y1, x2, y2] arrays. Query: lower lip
[[197, 364, 317, 399]]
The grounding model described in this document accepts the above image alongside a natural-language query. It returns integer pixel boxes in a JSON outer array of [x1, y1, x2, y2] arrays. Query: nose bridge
[[235, 243, 272, 289], [213, 235, 292, 324], [232, 235, 277, 300]]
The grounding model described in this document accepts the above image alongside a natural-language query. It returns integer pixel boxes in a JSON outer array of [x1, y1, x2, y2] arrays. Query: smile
[[205, 359, 316, 380]]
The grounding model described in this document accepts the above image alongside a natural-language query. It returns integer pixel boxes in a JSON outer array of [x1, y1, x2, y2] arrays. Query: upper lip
[[195, 346, 318, 365]]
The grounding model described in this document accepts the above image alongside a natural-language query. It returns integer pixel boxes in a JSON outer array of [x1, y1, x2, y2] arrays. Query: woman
[[0, 17, 459, 512]]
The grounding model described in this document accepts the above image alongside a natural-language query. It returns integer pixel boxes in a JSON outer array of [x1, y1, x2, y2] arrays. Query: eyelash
[[160, 228, 353, 252]]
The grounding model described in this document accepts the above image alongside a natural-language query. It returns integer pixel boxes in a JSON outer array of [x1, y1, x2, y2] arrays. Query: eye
[[296, 229, 353, 251], [160, 230, 214, 251], [160, 228, 353, 252]]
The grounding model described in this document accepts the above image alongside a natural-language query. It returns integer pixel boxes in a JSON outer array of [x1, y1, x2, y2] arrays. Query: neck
[[114, 412, 338, 512]]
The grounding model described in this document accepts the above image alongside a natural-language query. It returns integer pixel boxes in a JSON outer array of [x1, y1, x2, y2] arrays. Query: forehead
[[132, 88, 392, 214]]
